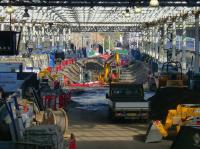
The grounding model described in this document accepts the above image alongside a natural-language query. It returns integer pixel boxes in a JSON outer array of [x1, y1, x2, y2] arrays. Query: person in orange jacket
[[69, 133, 76, 149]]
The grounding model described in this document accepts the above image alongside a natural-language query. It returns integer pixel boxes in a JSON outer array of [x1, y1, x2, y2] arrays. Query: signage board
[[0, 73, 23, 92], [0, 63, 22, 72], [0, 31, 19, 55]]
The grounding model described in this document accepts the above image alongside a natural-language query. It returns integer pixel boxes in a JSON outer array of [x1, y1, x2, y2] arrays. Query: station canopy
[[0, 0, 199, 32]]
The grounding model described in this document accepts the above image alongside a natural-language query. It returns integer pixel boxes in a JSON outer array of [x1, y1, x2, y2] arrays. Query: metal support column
[[194, 13, 200, 73], [136, 32, 139, 49], [145, 30, 148, 54], [154, 27, 156, 58], [159, 26, 163, 61], [163, 23, 168, 62], [150, 27, 153, 56], [0, 24, 4, 30], [28, 24, 34, 50], [108, 34, 111, 50], [29, 25, 32, 41], [37, 28, 40, 48], [32, 25, 36, 43], [129, 33, 131, 50], [11, 23, 15, 31], [147, 29, 150, 55], [172, 20, 177, 61], [42, 26, 45, 45], [79, 67, 83, 83], [23, 25, 27, 50], [63, 28, 66, 51], [81, 34, 83, 49], [103, 38, 105, 54], [141, 32, 144, 53], [155, 26, 160, 60], [60, 29, 64, 51], [182, 17, 187, 70], [144, 31, 147, 54], [151, 27, 154, 57], [56, 30, 59, 50], [52, 30, 55, 49], [154, 26, 158, 59], [68, 28, 71, 50], [18, 23, 23, 51], [160, 24, 164, 62]]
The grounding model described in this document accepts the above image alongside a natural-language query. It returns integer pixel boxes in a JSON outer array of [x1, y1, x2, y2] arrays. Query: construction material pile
[[0, 54, 49, 69], [23, 125, 64, 149], [120, 60, 149, 84], [149, 87, 200, 121], [61, 63, 81, 83], [61, 58, 103, 84]]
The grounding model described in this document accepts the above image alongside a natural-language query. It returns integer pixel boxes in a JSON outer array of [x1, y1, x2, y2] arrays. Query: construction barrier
[[42, 92, 71, 110], [42, 95, 57, 110], [56, 64, 62, 72], [61, 59, 76, 67], [120, 59, 129, 66], [70, 81, 104, 88], [54, 58, 76, 73]]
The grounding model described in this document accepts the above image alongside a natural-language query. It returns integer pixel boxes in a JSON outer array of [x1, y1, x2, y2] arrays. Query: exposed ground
[[67, 88, 172, 149]]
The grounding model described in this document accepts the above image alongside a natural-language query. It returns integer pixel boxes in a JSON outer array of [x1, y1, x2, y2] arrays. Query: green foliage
[[99, 32, 121, 50], [104, 39, 114, 50], [114, 32, 121, 39]]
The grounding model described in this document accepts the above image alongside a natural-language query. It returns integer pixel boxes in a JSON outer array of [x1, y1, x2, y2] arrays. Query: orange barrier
[[55, 58, 76, 72], [43, 95, 57, 110]]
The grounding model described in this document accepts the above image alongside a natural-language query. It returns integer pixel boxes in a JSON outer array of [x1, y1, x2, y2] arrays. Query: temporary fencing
[[42, 91, 71, 110]]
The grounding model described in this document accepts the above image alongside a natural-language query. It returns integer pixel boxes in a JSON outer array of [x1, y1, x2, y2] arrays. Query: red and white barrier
[[42, 91, 71, 110]]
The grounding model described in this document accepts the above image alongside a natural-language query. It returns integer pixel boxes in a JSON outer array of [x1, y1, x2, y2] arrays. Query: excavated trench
[[61, 59, 104, 83], [60, 58, 150, 84]]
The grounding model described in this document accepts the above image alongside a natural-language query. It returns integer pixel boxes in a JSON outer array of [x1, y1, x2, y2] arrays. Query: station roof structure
[[0, 1, 199, 32]]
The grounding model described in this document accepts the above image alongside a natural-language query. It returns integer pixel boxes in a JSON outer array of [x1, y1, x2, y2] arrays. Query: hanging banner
[[113, 49, 128, 55], [0, 63, 22, 72]]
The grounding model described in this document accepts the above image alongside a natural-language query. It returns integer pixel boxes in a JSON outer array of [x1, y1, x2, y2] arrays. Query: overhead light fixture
[[49, 22, 53, 28], [5, 6, 15, 14], [23, 8, 30, 18], [124, 8, 130, 18], [135, 7, 142, 13], [150, 0, 159, 7]]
